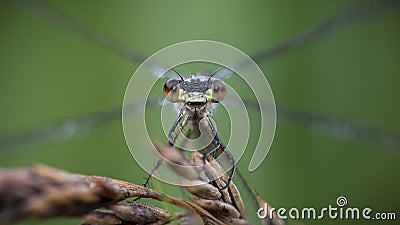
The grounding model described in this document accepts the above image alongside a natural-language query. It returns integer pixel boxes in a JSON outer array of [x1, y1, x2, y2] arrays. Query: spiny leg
[[202, 116, 235, 190], [142, 158, 163, 187], [217, 144, 236, 190], [168, 107, 186, 146], [142, 108, 186, 190], [133, 158, 163, 201]]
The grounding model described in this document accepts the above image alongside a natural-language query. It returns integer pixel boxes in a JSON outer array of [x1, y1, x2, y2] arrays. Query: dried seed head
[[193, 199, 241, 223], [108, 201, 172, 224], [155, 144, 200, 180], [184, 180, 222, 200], [82, 210, 122, 225]]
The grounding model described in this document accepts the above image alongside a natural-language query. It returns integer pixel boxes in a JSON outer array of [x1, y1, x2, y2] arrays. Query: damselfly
[[144, 69, 237, 190], [1, 2, 399, 224]]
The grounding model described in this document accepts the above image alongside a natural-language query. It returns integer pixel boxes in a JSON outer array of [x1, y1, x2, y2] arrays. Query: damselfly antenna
[[169, 67, 184, 81]]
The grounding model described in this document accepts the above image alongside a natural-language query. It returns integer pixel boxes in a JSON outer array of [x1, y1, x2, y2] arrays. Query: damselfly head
[[163, 75, 227, 104]]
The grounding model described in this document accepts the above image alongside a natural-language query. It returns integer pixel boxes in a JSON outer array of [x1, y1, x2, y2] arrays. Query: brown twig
[[0, 145, 283, 225], [0, 164, 192, 224]]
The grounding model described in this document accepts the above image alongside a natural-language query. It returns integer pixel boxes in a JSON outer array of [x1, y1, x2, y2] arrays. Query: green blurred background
[[0, 0, 399, 224]]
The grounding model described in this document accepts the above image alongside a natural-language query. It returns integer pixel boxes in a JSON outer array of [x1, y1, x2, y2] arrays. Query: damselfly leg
[[201, 116, 236, 190]]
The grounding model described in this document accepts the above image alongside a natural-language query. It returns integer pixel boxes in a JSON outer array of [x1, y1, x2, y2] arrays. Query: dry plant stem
[[205, 153, 248, 219], [0, 146, 283, 225], [0, 164, 192, 224], [155, 144, 252, 225], [155, 144, 285, 225]]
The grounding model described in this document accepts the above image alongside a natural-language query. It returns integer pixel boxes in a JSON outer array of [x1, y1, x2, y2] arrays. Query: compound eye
[[211, 79, 227, 102], [163, 78, 180, 102]]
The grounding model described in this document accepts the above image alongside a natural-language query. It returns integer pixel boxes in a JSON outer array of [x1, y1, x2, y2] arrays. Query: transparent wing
[[0, 98, 164, 151], [2, 97, 399, 152], [2, 0, 399, 150], [153, 66, 183, 79], [210, 67, 235, 80]]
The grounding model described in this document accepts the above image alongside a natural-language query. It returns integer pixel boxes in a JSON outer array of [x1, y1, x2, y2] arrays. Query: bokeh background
[[0, 0, 399, 224]]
